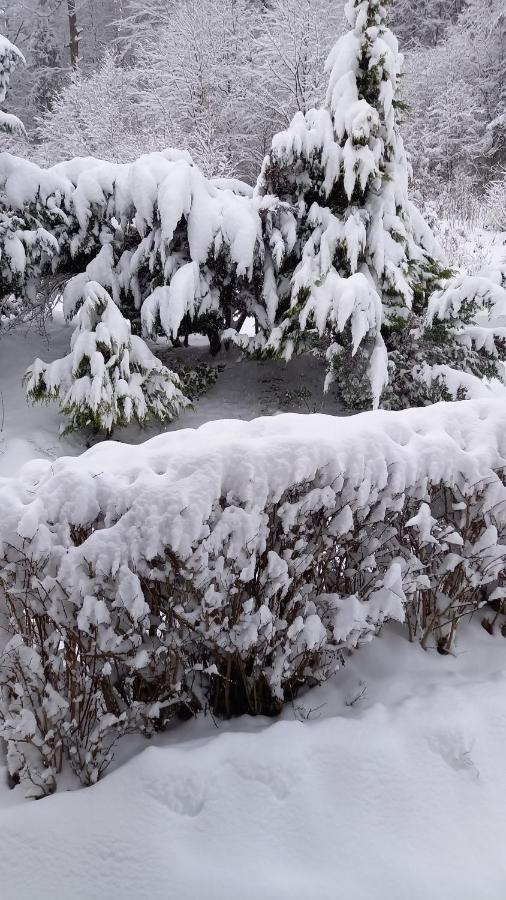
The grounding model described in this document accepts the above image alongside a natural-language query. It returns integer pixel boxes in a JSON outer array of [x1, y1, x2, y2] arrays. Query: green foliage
[[172, 360, 224, 402]]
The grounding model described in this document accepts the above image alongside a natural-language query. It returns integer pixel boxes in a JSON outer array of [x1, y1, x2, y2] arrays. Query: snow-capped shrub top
[[6, 397, 506, 547], [2, 398, 506, 622]]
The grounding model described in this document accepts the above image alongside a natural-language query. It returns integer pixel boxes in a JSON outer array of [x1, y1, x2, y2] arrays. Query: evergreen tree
[[0, 144, 288, 435], [252, 0, 506, 409], [0, 31, 25, 135], [0, 33, 60, 328], [29, 1, 62, 113], [25, 281, 189, 436]]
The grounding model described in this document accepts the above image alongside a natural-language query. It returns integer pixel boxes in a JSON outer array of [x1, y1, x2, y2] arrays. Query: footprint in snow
[[142, 773, 206, 817], [227, 760, 291, 800], [427, 732, 479, 780]]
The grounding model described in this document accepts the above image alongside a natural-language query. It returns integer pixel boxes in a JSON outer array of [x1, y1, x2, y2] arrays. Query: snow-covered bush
[[0, 208, 58, 329], [0, 146, 292, 429], [429, 214, 489, 277], [171, 359, 223, 402], [1, 399, 506, 795], [25, 281, 188, 436], [0, 148, 289, 341], [1, 1, 505, 421], [0, 146, 292, 388]]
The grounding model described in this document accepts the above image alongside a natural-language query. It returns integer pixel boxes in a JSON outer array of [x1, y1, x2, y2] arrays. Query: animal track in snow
[[227, 760, 291, 800], [142, 772, 207, 817], [427, 732, 480, 780]]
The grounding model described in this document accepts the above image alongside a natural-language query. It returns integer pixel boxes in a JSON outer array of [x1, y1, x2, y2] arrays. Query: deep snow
[[1, 620, 506, 900]]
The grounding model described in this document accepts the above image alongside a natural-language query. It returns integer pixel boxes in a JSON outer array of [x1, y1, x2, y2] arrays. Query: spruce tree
[[254, 0, 504, 409], [0, 32, 25, 135], [25, 282, 188, 437], [0, 31, 61, 328]]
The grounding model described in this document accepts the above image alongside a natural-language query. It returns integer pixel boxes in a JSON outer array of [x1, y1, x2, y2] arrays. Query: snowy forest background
[[1, 0, 504, 220]]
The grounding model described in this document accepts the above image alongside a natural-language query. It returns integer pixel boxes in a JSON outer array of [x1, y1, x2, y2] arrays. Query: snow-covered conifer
[[0, 33, 62, 328], [250, 0, 506, 409], [25, 281, 188, 436], [251, 0, 447, 408], [0, 32, 25, 135], [0, 146, 291, 405]]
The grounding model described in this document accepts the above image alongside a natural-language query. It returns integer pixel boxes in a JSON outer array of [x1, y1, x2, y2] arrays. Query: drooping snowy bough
[[0, 147, 289, 337], [1, 399, 506, 795], [0, 33, 54, 332]]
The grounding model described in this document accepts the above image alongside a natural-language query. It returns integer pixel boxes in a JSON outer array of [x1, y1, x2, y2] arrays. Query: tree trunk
[[67, 0, 80, 69]]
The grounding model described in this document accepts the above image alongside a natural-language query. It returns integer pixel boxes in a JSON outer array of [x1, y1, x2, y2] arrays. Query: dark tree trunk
[[67, 0, 80, 69]]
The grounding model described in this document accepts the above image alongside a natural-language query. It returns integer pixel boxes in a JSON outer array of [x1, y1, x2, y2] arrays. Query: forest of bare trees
[[1, 0, 504, 202]]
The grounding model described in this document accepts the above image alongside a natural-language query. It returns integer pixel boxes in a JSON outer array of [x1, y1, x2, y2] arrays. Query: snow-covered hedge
[[1, 400, 506, 795]]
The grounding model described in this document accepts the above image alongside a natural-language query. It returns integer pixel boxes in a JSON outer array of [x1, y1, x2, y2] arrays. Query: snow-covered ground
[[0, 312, 344, 478], [1, 619, 506, 899]]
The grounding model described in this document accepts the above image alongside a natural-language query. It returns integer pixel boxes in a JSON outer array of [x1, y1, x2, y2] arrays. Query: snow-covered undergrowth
[[1, 398, 506, 795], [429, 212, 506, 284]]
